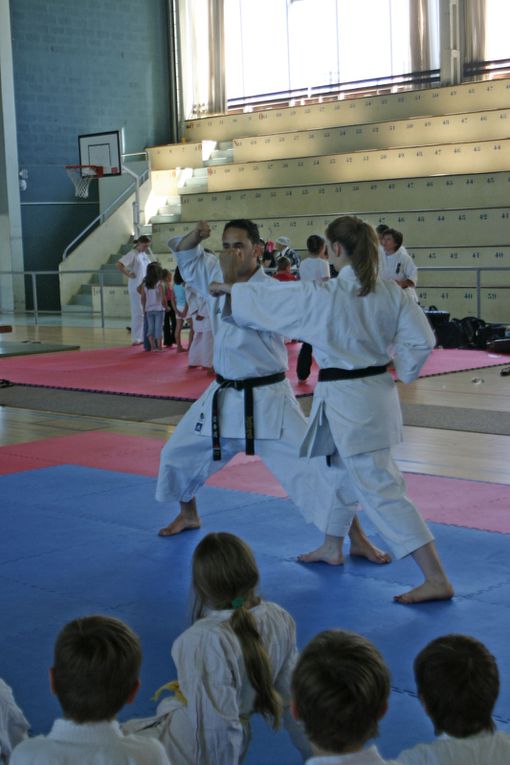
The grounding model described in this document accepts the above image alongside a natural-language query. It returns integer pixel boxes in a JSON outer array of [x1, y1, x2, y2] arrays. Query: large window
[[224, 0, 439, 104]]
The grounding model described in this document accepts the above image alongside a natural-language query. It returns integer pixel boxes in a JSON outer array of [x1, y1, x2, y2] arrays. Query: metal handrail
[[1, 265, 509, 328], [62, 164, 150, 261]]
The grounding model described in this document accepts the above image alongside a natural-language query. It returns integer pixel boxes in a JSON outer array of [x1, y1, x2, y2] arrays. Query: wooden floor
[[1, 320, 510, 485]]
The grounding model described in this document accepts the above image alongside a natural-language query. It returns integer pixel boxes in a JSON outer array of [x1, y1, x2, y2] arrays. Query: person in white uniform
[[10, 615, 169, 765], [398, 634, 510, 765], [210, 215, 453, 604], [124, 532, 311, 765], [0, 679, 29, 763], [185, 285, 213, 370], [116, 236, 153, 345], [379, 228, 418, 302], [296, 234, 330, 382], [156, 219, 388, 568], [291, 629, 401, 765]]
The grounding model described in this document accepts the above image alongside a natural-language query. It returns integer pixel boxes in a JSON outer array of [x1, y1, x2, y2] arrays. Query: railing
[[226, 69, 441, 113], [1, 266, 509, 328], [62, 153, 150, 261]]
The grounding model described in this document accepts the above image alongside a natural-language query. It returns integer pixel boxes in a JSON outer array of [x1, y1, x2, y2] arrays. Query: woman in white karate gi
[[156, 220, 388, 568], [210, 216, 453, 604], [124, 532, 311, 765]]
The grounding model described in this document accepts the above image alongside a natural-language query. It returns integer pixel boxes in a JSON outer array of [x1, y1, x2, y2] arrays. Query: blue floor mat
[[2, 464, 510, 762]]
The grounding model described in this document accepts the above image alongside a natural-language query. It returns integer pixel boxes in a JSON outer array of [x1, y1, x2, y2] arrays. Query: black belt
[[318, 364, 388, 382], [212, 372, 286, 461]]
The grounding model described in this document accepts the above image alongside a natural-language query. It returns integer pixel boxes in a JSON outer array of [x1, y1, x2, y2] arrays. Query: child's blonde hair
[[325, 215, 379, 296], [192, 532, 282, 728]]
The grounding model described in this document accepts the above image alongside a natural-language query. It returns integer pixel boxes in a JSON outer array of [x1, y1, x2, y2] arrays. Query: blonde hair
[[192, 532, 282, 728], [326, 215, 379, 296]]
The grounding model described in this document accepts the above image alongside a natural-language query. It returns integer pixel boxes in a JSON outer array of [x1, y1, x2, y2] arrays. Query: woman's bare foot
[[177, 345, 186, 353], [158, 513, 201, 537], [298, 540, 344, 566], [349, 538, 391, 564], [394, 578, 454, 605]]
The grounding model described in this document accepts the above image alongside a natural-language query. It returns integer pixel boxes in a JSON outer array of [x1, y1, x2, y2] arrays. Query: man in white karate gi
[[155, 219, 387, 565]]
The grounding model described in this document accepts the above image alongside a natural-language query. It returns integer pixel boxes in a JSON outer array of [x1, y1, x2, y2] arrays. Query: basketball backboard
[[78, 130, 121, 176]]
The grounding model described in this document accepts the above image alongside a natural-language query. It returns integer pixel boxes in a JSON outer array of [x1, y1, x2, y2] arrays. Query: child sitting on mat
[[123, 532, 311, 765], [398, 634, 510, 764], [10, 615, 169, 765], [291, 629, 400, 764]]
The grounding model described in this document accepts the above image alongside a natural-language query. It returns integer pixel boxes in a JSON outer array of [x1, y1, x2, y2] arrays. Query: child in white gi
[[398, 634, 510, 765], [10, 615, 169, 765], [124, 532, 311, 765], [156, 219, 389, 569], [292, 629, 401, 765], [0, 679, 29, 763], [296, 234, 330, 382], [185, 286, 213, 371], [210, 215, 453, 604]]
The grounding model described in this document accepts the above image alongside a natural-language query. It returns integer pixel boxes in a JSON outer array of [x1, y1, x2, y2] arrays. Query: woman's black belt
[[318, 364, 388, 382], [212, 372, 286, 460]]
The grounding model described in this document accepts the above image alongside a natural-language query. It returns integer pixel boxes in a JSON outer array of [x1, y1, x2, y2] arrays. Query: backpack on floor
[[434, 320, 468, 349]]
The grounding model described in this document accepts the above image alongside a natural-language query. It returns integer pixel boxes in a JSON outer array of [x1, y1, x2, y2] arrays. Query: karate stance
[[210, 215, 454, 604], [124, 532, 311, 765], [156, 219, 388, 566]]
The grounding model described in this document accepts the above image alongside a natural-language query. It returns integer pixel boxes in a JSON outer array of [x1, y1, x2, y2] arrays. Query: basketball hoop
[[65, 164, 104, 198]]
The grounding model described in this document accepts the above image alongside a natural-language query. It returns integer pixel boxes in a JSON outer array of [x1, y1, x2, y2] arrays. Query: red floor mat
[[0, 344, 507, 400], [2, 432, 509, 533]]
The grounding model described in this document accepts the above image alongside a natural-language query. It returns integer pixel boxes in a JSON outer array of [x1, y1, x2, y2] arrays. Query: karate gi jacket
[[228, 266, 435, 458], [170, 238, 290, 441]]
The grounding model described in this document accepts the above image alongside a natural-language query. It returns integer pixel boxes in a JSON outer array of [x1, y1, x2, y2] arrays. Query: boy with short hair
[[11, 615, 170, 765], [291, 629, 400, 764], [398, 633, 510, 764]]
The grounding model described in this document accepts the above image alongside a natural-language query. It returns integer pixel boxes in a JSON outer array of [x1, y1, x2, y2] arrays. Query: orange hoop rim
[[65, 164, 104, 177]]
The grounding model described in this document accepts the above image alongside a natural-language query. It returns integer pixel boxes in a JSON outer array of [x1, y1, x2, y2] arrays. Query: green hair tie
[[231, 596, 245, 609]]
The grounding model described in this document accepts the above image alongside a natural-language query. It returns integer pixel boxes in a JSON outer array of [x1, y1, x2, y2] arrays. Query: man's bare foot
[[297, 542, 344, 566], [394, 578, 454, 605], [349, 538, 391, 564], [177, 345, 186, 353], [158, 513, 201, 537]]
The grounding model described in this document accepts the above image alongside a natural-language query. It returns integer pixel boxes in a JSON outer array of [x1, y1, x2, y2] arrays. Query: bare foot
[[298, 543, 344, 566], [349, 539, 391, 565], [177, 346, 186, 353], [394, 579, 454, 605], [158, 514, 201, 537]]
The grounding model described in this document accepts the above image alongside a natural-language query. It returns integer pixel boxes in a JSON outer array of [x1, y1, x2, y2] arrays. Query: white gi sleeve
[[169, 237, 223, 300], [173, 629, 245, 765], [230, 280, 314, 343], [393, 293, 435, 383]]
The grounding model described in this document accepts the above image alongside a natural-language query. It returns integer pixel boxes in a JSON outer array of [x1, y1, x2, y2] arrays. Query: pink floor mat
[[2, 432, 509, 534], [0, 344, 507, 400]]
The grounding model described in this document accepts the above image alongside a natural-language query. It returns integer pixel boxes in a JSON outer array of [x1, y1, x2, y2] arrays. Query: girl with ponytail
[[124, 532, 310, 764], [210, 216, 453, 605]]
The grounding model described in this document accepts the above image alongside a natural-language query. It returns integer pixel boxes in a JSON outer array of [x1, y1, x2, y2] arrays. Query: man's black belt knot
[[212, 371, 286, 460]]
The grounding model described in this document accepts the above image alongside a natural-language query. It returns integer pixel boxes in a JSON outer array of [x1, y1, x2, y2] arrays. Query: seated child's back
[[11, 615, 169, 765], [398, 634, 510, 765]]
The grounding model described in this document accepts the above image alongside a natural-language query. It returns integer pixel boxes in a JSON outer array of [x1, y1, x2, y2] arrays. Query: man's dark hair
[[375, 224, 390, 235], [414, 634, 499, 738], [52, 615, 141, 723], [223, 219, 261, 245]]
